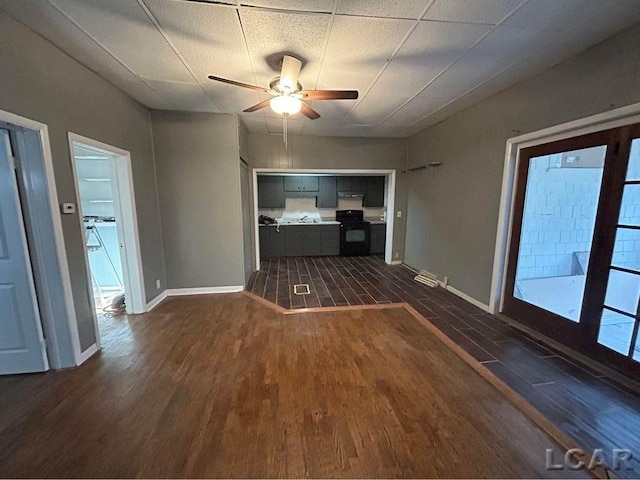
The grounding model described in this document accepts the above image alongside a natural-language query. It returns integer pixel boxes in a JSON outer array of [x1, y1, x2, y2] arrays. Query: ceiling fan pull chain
[[283, 113, 288, 150]]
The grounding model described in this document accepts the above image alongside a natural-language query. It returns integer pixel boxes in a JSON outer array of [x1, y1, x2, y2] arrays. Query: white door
[[0, 129, 48, 374]]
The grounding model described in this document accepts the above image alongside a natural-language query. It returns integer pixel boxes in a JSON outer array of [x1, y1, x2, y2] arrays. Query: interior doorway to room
[[69, 134, 146, 330], [504, 123, 640, 378]]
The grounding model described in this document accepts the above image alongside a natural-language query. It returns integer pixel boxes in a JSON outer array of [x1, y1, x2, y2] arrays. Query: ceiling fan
[[208, 55, 358, 146]]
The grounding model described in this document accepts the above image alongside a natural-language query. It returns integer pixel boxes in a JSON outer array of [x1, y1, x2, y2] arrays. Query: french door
[[504, 123, 640, 378]]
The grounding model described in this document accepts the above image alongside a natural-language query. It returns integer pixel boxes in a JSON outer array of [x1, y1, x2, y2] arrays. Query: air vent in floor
[[293, 284, 310, 295]]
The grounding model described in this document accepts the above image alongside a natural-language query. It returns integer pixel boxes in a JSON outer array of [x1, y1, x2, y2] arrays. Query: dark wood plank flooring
[[248, 256, 640, 478], [0, 294, 587, 478]]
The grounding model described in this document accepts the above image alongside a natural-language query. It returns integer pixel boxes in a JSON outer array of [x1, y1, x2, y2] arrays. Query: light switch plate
[[61, 202, 76, 214]]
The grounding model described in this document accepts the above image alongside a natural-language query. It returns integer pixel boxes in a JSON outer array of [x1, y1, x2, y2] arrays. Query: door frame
[[502, 129, 618, 350], [67, 133, 146, 346], [252, 168, 397, 270], [491, 102, 640, 315], [0, 108, 82, 369]]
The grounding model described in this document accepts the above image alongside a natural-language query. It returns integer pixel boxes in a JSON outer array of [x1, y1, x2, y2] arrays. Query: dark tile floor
[[248, 255, 640, 478]]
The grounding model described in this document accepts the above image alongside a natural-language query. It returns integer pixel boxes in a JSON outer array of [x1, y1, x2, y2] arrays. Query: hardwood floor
[[0, 294, 588, 478], [248, 256, 640, 478]]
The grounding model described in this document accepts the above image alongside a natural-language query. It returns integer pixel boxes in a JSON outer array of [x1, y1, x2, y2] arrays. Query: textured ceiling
[[1, 0, 639, 137]]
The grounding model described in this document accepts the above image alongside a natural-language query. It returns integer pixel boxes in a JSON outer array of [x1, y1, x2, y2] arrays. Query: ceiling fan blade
[[243, 99, 272, 113], [301, 90, 359, 100], [300, 102, 321, 120], [279, 55, 302, 93], [208, 75, 267, 92]]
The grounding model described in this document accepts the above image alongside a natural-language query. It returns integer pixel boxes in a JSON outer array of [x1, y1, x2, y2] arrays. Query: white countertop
[[259, 220, 340, 226]]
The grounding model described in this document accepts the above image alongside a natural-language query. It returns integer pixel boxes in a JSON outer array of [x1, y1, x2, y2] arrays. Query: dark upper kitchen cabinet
[[352, 176, 367, 192], [258, 176, 285, 208], [364, 176, 385, 207], [370, 224, 386, 254], [337, 176, 367, 192], [316, 176, 337, 208], [336, 176, 352, 192], [283, 176, 319, 192]]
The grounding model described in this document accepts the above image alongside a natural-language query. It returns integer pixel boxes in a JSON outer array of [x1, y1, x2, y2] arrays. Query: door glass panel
[[514, 146, 606, 322], [612, 228, 640, 271], [626, 138, 640, 181], [597, 308, 635, 355], [618, 185, 640, 227], [634, 328, 640, 361], [604, 269, 640, 315]]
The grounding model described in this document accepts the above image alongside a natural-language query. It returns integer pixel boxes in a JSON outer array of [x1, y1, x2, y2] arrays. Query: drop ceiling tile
[[422, 26, 542, 99], [302, 120, 338, 136], [241, 116, 270, 134], [503, 0, 612, 31], [240, 1, 334, 13], [317, 16, 414, 92], [336, 0, 429, 19], [305, 100, 355, 124], [239, 8, 330, 89], [383, 92, 450, 125], [203, 83, 262, 115], [423, 0, 522, 25], [145, 79, 219, 112], [266, 117, 304, 135], [0, 0, 170, 109], [348, 94, 411, 124], [370, 20, 490, 96], [145, 0, 253, 80], [50, 0, 192, 82]]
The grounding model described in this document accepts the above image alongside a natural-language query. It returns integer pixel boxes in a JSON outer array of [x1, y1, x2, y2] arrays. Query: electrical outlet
[[396, 210, 402, 218], [156, 279, 161, 289]]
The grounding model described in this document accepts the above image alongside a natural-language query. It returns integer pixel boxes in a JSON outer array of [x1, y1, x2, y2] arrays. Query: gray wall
[[238, 121, 255, 285], [406, 24, 640, 305], [0, 12, 166, 351], [151, 111, 246, 289], [248, 133, 408, 260]]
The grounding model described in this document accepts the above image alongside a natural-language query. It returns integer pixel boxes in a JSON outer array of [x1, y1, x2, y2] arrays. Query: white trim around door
[[0, 108, 82, 368], [490, 102, 640, 315], [252, 168, 397, 271], [67, 133, 147, 354]]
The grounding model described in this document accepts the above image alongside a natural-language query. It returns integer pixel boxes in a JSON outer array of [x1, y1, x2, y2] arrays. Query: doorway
[[503, 123, 640, 377], [68, 133, 146, 345]]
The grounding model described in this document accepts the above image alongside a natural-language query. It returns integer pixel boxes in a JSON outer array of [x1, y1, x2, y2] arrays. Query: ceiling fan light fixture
[[270, 95, 302, 115]]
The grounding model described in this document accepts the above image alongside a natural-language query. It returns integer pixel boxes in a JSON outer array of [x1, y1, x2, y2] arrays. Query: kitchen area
[[256, 173, 389, 260]]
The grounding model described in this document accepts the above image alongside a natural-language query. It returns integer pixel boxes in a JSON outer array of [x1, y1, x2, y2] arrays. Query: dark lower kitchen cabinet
[[370, 224, 386, 254], [321, 225, 340, 255], [283, 175, 319, 192], [259, 226, 285, 257], [316, 176, 337, 208], [259, 224, 340, 257], [364, 176, 385, 207], [285, 226, 321, 256], [258, 176, 284, 208]]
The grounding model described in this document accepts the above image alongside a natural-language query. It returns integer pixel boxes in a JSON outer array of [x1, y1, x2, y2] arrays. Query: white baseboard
[[77, 343, 99, 365], [389, 260, 402, 265], [445, 285, 491, 313], [165, 286, 245, 296], [146, 290, 168, 311], [145, 286, 245, 312]]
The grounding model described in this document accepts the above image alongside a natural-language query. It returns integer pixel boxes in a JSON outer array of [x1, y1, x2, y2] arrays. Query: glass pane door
[[513, 145, 606, 321], [597, 138, 640, 361]]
